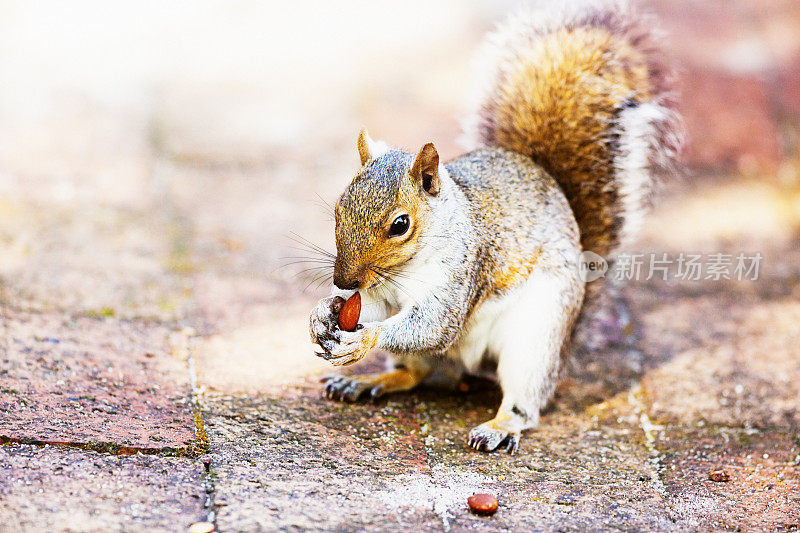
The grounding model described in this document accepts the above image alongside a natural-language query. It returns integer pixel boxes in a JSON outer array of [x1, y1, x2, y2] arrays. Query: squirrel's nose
[[333, 270, 360, 291], [333, 256, 363, 290], [334, 277, 359, 291]]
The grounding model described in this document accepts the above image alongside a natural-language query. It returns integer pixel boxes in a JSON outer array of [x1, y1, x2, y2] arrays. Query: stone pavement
[[2, 1, 800, 532]]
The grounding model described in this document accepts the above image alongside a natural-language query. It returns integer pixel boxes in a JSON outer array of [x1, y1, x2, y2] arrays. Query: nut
[[708, 469, 730, 482], [338, 292, 361, 331], [467, 493, 498, 515]]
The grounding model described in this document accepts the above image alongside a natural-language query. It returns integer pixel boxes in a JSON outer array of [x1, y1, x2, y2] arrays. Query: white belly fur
[[446, 284, 524, 372], [446, 268, 576, 379]]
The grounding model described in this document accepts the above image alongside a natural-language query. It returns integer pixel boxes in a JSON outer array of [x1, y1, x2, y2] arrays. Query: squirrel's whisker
[[287, 232, 336, 259], [310, 276, 332, 293], [371, 264, 431, 286], [285, 245, 335, 260], [292, 266, 334, 279], [314, 192, 336, 213], [371, 267, 419, 307], [303, 271, 333, 293], [278, 258, 335, 268]]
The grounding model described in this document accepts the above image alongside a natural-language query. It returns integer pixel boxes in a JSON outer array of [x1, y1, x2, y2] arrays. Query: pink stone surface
[[678, 69, 782, 171], [648, 0, 800, 171], [659, 428, 800, 530], [0, 310, 197, 452], [0, 2, 799, 531]]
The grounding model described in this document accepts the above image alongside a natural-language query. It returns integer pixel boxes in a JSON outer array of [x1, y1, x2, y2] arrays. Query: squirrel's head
[[333, 128, 441, 291]]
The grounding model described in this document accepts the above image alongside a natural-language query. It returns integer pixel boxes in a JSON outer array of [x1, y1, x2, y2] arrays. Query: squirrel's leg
[[322, 355, 433, 402], [468, 269, 583, 454]]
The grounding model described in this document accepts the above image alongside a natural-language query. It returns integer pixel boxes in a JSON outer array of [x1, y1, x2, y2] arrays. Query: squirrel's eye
[[389, 214, 410, 237]]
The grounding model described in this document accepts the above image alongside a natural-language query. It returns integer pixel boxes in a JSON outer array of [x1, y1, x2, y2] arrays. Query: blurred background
[[0, 0, 799, 389], [2, 3, 800, 530]]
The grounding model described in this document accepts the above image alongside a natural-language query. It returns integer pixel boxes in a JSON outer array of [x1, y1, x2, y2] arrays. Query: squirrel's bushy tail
[[463, 0, 682, 257]]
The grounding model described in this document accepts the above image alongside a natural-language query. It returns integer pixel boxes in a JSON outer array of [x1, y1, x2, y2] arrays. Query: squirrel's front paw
[[318, 325, 380, 367], [309, 296, 342, 351]]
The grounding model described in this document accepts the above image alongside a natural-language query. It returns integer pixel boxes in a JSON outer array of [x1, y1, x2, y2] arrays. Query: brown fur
[[359, 366, 428, 393], [474, 14, 678, 257], [492, 247, 543, 291]]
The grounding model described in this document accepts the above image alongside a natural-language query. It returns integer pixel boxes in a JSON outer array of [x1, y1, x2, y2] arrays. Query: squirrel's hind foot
[[468, 409, 526, 454], [468, 422, 520, 454], [322, 374, 384, 402], [321, 367, 428, 403]]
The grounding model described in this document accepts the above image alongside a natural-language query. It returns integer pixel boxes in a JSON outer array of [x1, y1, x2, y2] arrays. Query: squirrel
[[309, 0, 681, 454]]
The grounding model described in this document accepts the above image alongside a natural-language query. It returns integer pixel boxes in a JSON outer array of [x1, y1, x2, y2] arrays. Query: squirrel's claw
[[504, 433, 520, 455], [468, 424, 520, 454], [468, 432, 489, 451], [323, 375, 353, 401], [309, 296, 342, 349], [322, 374, 383, 403]]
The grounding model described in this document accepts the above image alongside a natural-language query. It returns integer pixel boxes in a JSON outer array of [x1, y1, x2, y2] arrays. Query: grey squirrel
[[309, 0, 681, 453]]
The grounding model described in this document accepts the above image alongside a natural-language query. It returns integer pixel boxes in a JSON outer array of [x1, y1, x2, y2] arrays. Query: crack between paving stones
[[155, 170, 218, 527], [187, 334, 218, 527], [187, 335, 209, 456], [627, 384, 681, 525], [0, 434, 199, 457]]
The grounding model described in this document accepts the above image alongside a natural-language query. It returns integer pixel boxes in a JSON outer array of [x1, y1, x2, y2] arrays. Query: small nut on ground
[[188, 522, 215, 533], [468, 493, 498, 515], [708, 469, 730, 482]]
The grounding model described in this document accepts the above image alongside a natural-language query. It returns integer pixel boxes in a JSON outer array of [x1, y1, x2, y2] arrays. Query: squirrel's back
[[463, 0, 682, 257]]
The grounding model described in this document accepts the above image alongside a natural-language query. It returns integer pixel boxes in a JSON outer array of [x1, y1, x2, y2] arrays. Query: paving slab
[[191, 274, 332, 395], [201, 365, 681, 532], [656, 426, 800, 531], [403, 380, 682, 532], [649, 0, 800, 171], [0, 444, 206, 533], [159, 158, 345, 272], [0, 200, 189, 321], [203, 393, 437, 532], [0, 309, 198, 454], [0, 96, 154, 210], [638, 296, 800, 429]]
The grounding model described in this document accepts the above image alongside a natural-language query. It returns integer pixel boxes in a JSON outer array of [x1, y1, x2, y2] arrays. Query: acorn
[[337, 292, 361, 332]]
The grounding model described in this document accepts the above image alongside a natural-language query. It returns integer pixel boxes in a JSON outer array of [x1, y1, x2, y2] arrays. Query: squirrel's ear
[[357, 128, 388, 166], [410, 142, 440, 196], [357, 128, 372, 165]]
